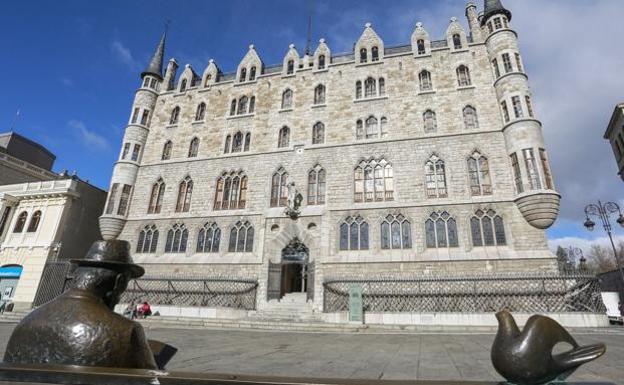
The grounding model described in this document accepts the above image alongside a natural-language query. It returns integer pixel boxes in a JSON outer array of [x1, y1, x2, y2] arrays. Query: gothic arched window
[[318, 55, 326, 69], [232, 132, 243, 153], [175, 176, 193, 213], [452, 34, 462, 50], [180, 79, 187, 92], [214, 171, 247, 210], [195, 102, 206, 121], [355, 81, 362, 99], [13, 211, 27, 233], [308, 164, 326, 205], [148, 178, 165, 214], [230, 99, 237, 116], [287, 60, 294, 75], [425, 155, 447, 198], [354, 158, 393, 202], [356, 119, 364, 140], [188, 137, 199, 158], [197, 222, 221, 253], [423, 110, 437, 132], [312, 122, 325, 144], [360, 48, 367, 63], [270, 167, 289, 207], [364, 77, 376, 97], [425, 211, 458, 248], [378, 77, 385, 95], [278, 126, 290, 148], [314, 84, 326, 105], [26, 210, 42, 233], [239, 67, 247, 82], [223, 135, 231, 154], [165, 223, 188, 253], [237, 96, 248, 115], [244, 133, 251, 151], [136, 224, 159, 253], [463, 105, 479, 129], [339, 215, 369, 250], [471, 209, 506, 247], [249, 66, 256, 81], [457, 65, 471, 87], [365, 116, 378, 139], [228, 221, 254, 252], [169, 106, 180, 125], [281, 89, 293, 109], [371, 46, 379, 62], [417, 39, 426, 55], [249, 96, 255, 113], [468, 151, 492, 196], [419, 70, 432, 91], [381, 214, 411, 250]]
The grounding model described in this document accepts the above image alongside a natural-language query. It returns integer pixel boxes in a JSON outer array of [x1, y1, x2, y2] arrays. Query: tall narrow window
[[510, 153, 523, 193], [148, 178, 165, 214], [514, 53, 523, 72], [452, 34, 462, 49], [463, 106, 479, 129], [136, 225, 159, 253], [223, 135, 231, 154], [471, 209, 506, 246], [354, 158, 393, 203], [239, 68, 247, 82], [188, 137, 199, 158], [169, 106, 180, 125], [314, 84, 326, 104], [140, 109, 150, 126], [287, 60, 294, 75], [492, 58, 500, 78], [26, 210, 41, 233], [121, 143, 130, 160], [501, 101, 510, 123], [525, 95, 534, 117], [360, 48, 367, 63], [502, 53, 513, 73], [13, 212, 27, 233], [117, 185, 132, 216], [425, 155, 447, 198], [512, 96, 523, 118], [278, 126, 290, 148], [318, 55, 326, 69], [195, 102, 206, 121], [0, 207, 12, 237], [423, 110, 437, 132], [380, 117, 388, 138], [339, 215, 368, 250], [228, 221, 254, 252], [244, 133, 251, 151], [249, 66, 256, 81], [378, 77, 385, 95], [487, 21, 493, 34], [523, 148, 542, 190], [502, 17, 509, 28], [237, 96, 248, 115], [179, 79, 187, 92], [281, 89, 293, 109], [308, 165, 326, 205], [214, 172, 247, 210], [231, 132, 243, 152], [131, 144, 141, 161], [249, 96, 255, 113], [175, 176, 193, 212], [380, 214, 411, 250], [419, 70, 432, 91], [312, 122, 325, 144], [131, 108, 139, 124], [494, 17, 502, 29], [105, 184, 119, 215], [355, 81, 362, 99], [371, 46, 379, 62], [425, 211, 458, 248], [270, 168, 289, 207], [468, 151, 492, 195], [457, 65, 471, 87], [197, 222, 221, 253], [230, 99, 236, 116], [539, 149, 554, 189], [365, 116, 378, 139], [364, 77, 376, 97], [417, 39, 426, 55], [356, 119, 364, 140], [165, 223, 188, 253]]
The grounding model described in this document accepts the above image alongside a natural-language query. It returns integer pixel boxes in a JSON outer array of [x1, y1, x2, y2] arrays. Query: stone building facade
[[604, 103, 624, 181], [99, 0, 561, 313]]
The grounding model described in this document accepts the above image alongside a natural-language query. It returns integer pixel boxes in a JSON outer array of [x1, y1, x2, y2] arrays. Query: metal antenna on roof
[[9, 109, 20, 131], [304, 0, 313, 56]]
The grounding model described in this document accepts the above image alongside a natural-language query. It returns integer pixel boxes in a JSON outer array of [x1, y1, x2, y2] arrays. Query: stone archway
[[279, 238, 309, 297]]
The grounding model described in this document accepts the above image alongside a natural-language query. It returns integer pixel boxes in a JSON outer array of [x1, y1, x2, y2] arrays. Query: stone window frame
[[165, 223, 189, 253], [462, 105, 479, 130], [224, 131, 251, 154], [467, 150, 492, 196], [136, 224, 159, 254], [380, 213, 412, 250], [270, 167, 289, 207], [277, 126, 290, 148], [175, 175, 193, 213], [312, 121, 325, 145], [228, 220, 254, 253], [147, 178, 166, 214], [12, 211, 28, 233], [418, 69, 434, 92], [354, 76, 387, 101], [355, 115, 388, 140], [339, 215, 369, 251], [26, 210, 42, 233], [307, 164, 326, 206], [196, 222, 221, 253], [213, 170, 248, 210], [313, 83, 326, 105], [425, 154, 448, 199], [470, 209, 507, 247], [354, 157, 394, 203], [187, 137, 200, 158], [456, 65, 472, 87], [162, 140, 173, 161], [169, 106, 180, 125], [195, 102, 206, 121], [425, 211, 459, 249], [423, 109, 437, 133], [281, 88, 294, 110]]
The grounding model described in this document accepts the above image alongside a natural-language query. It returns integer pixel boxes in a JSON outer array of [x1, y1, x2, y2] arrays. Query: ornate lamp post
[[583, 200, 624, 284]]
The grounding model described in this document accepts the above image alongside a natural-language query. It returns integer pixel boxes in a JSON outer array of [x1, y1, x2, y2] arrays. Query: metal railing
[[323, 273, 606, 313], [121, 276, 258, 310]]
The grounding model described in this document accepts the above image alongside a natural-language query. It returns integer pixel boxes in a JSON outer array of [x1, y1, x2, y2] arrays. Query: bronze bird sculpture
[[491, 310, 606, 385]]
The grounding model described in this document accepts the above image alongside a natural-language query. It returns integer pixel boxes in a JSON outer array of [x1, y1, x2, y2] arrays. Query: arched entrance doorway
[[267, 238, 314, 301]]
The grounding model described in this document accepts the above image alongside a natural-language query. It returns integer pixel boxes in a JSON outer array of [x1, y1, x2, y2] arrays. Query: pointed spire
[[481, 0, 512, 25], [141, 31, 166, 79]]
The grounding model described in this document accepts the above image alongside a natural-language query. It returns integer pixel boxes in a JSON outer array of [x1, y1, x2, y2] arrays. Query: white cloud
[[69, 120, 108, 150], [111, 40, 140, 71], [548, 235, 624, 256]]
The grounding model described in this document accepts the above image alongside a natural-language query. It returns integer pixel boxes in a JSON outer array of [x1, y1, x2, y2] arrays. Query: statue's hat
[[71, 240, 145, 278]]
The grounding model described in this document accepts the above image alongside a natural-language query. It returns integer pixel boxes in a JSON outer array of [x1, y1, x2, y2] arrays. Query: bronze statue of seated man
[[3, 240, 157, 370]]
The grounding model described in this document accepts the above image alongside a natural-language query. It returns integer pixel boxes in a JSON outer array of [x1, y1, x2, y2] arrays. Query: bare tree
[[587, 244, 617, 273]]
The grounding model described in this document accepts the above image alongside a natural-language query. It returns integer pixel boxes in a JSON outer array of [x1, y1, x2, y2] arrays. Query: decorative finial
[[208, 59, 214, 64], [185, 64, 191, 68], [289, 43, 295, 49], [319, 38, 325, 44], [450, 16, 458, 23], [249, 44, 254, 50], [365, 22, 372, 28], [416, 22, 423, 28]]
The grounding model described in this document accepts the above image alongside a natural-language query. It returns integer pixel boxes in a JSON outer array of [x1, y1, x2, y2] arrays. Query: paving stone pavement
[[0, 323, 621, 384]]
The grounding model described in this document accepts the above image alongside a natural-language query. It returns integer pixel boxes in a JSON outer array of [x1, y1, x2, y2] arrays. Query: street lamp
[[583, 200, 624, 284]]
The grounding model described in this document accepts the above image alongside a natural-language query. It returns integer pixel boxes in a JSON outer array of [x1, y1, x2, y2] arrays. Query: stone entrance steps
[[247, 293, 322, 322]]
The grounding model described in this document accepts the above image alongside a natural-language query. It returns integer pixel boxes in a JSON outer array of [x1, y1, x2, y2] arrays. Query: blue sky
[[1, 0, 624, 249]]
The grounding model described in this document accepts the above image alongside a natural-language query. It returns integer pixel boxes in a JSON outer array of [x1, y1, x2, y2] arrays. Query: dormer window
[[143, 77, 150, 87], [359, 48, 367, 63], [287, 60, 294, 75], [150, 78, 157, 89], [318, 55, 325, 70], [417, 39, 425, 55], [487, 21, 494, 34], [494, 17, 502, 30], [249, 66, 256, 81], [240, 68, 247, 82], [452, 34, 462, 50], [371, 46, 379, 62], [180, 79, 187, 92]]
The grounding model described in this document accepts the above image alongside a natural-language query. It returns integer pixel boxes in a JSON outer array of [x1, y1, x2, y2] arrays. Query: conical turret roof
[[481, 0, 512, 25], [141, 32, 166, 79]]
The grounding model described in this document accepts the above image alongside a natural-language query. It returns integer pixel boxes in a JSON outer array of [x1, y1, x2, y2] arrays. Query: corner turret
[[481, 0, 511, 26]]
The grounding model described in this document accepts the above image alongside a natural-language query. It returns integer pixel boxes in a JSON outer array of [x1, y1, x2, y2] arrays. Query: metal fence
[[121, 276, 258, 310], [323, 274, 606, 313], [32, 262, 73, 307]]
